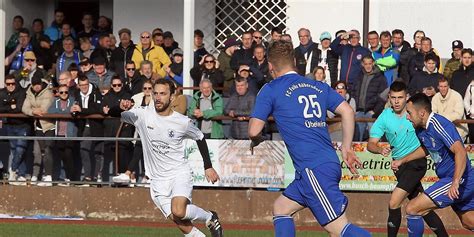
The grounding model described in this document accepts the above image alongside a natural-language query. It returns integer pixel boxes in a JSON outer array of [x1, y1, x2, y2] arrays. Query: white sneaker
[[30, 176, 38, 185], [8, 171, 17, 182], [129, 178, 136, 188], [58, 179, 71, 187], [140, 176, 150, 188], [112, 173, 131, 183], [10, 176, 27, 186], [37, 175, 53, 187]]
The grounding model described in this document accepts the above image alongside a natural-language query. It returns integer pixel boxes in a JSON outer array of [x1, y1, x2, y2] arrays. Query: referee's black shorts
[[394, 157, 427, 199]]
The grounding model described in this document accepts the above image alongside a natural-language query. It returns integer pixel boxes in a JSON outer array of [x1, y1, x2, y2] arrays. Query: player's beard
[[154, 99, 171, 113]]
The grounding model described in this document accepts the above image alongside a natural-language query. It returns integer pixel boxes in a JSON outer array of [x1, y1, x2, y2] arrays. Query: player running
[[248, 40, 371, 237], [117, 79, 223, 237], [367, 81, 447, 236], [393, 93, 474, 236]]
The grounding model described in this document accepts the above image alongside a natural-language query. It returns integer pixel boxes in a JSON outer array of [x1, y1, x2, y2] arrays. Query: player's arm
[[391, 146, 427, 171], [367, 137, 391, 157], [334, 100, 362, 175], [195, 138, 219, 184], [248, 84, 273, 154], [448, 140, 467, 200]]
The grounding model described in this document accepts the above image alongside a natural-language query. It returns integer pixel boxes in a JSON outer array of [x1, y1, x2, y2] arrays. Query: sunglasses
[[141, 35, 150, 39], [6, 83, 16, 86], [336, 86, 346, 90], [253, 36, 262, 39], [112, 84, 122, 88], [204, 60, 214, 64], [59, 91, 68, 94], [25, 59, 35, 62], [143, 87, 152, 90], [126, 68, 135, 71]]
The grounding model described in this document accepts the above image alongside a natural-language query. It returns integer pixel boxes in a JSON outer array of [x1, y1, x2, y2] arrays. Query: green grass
[[0, 223, 469, 237]]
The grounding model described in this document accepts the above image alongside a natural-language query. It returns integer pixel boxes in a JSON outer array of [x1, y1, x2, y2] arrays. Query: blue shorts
[[425, 173, 474, 212], [283, 162, 348, 226]]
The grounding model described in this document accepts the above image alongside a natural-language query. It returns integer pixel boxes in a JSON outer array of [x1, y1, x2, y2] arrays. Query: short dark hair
[[380, 31, 391, 39], [271, 27, 282, 35], [54, 9, 64, 15], [78, 74, 89, 82], [362, 55, 374, 62], [194, 29, 204, 38], [421, 37, 432, 45], [462, 48, 473, 56], [32, 18, 43, 25], [407, 93, 432, 113], [82, 12, 93, 18], [67, 63, 79, 72], [267, 40, 295, 70], [424, 52, 438, 63], [18, 28, 30, 36], [392, 29, 404, 37], [413, 30, 425, 40], [253, 44, 265, 52], [125, 60, 135, 65], [14, 15, 24, 24], [154, 78, 175, 95], [98, 33, 110, 40], [332, 81, 347, 90], [389, 80, 407, 93], [5, 74, 15, 82], [235, 76, 248, 83], [242, 31, 252, 37], [367, 30, 378, 36]]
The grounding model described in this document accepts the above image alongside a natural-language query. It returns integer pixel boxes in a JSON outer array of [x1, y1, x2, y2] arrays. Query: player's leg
[[456, 210, 474, 231], [387, 187, 408, 237], [300, 164, 370, 237], [273, 194, 305, 237]]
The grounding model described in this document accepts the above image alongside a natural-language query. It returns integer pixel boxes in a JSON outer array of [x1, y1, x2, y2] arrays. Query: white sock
[[184, 227, 205, 237], [182, 204, 212, 222]]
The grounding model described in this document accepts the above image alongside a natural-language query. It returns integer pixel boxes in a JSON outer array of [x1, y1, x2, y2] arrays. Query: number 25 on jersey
[[298, 95, 322, 119]]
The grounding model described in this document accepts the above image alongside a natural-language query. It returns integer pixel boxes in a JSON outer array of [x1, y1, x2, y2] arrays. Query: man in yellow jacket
[[132, 31, 171, 79]]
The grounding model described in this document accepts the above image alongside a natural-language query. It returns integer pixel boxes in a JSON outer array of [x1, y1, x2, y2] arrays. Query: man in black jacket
[[352, 55, 388, 141], [123, 60, 143, 95], [71, 75, 104, 183], [294, 28, 320, 77], [0, 75, 30, 182], [111, 28, 135, 80], [102, 76, 133, 182], [90, 33, 113, 69], [392, 29, 413, 85], [230, 31, 253, 71]]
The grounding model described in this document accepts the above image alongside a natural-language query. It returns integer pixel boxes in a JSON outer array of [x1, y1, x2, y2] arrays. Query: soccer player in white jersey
[[117, 79, 223, 237]]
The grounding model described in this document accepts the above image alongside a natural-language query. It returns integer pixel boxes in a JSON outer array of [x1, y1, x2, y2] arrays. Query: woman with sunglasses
[[328, 81, 356, 141], [112, 80, 154, 185], [47, 84, 78, 185], [190, 54, 224, 93], [102, 76, 133, 183]]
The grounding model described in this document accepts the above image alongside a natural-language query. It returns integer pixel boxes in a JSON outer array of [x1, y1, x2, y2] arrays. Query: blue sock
[[407, 215, 424, 237], [340, 223, 371, 237], [273, 215, 295, 237]]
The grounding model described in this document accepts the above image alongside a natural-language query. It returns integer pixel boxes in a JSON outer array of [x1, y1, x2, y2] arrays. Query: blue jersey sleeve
[[251, 84, 273, 121], [326, 86, 345, 113], [370, 111, 386, 138], [431, 115, 462, 148]]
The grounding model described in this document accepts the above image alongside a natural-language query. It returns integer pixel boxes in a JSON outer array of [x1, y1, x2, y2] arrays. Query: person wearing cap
[[0, 74, 30, 184], [230, 31, 254, 71], [294, 28, 323, 78], [330, 29, 371, 89], [164, 48, 184, 86], [111, 28, 135, 80], [86, 56, 115, 89], [13, 51, 47, 89], [372, 31, 401, 86], [79, 57, 93, 74], [22, 71, 55, 186], [5, 28, 35, 74], [194, 29, 209, 66], [131, 31, 172, 79], [318, 31, 338, 85], [55, 36, 84, 80], [217, 36, 240, 96], [229, 64, 264, 96], [162, 31, 180, 56], [443, 40, 463, 82]]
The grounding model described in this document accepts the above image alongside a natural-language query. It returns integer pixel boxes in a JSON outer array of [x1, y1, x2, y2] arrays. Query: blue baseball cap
[[319, 31, 332, 41]]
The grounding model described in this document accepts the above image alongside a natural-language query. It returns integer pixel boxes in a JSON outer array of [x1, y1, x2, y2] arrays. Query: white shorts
[[149, 170, 193, 218]]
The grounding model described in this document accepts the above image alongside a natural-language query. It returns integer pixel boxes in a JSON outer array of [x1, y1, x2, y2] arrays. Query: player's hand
[[249, 136, 265, 155], [204, 168, 220, 184], [380, 146, 391, 157], [447, 180, 460, 200], [341, 146, 362, 175], [391, 159, 403, 172]]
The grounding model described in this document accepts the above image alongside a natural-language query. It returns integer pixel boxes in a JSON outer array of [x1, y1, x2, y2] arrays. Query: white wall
[[3, 0, 53, 40], [369, 0, 473, 58], [113, 0, 184, 45], [286, 0, 364, 47]]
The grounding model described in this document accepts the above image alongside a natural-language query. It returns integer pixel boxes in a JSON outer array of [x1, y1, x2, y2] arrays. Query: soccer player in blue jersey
[[368, 81, 448, 237], [392, 93, 474, 236], [248, 40, 371, 237]]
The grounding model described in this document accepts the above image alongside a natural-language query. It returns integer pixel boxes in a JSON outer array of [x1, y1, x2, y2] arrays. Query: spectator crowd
[[1, 10, 473, 186]]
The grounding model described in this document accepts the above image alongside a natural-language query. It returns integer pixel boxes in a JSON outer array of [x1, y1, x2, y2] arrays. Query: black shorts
[[394, 158, 427, 199]]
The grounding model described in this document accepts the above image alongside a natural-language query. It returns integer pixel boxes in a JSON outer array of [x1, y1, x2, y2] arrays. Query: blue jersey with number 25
[[251, 72, 344, 172]]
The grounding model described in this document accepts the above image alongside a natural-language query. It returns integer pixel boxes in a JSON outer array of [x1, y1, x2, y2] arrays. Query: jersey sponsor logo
[[151, 140, 171, 155], [168, 129, 175, 138], [285, 82, 323, 97], [305, 120, 327, 128]]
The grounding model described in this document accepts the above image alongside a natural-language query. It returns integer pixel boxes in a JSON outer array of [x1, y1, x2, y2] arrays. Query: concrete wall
[[0, 186, 465, 231]]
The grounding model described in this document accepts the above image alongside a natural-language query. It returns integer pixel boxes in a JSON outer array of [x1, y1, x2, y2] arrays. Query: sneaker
[[58, 179, 71, 187], [37, 175, 52, 187], [8, 171, 17, 182], [30, 176, 38, 186], [10, 176, 27, 186], [112, 173, 131, 183], [206, 211, 223, 237], [78, 177, 91, 187], [129, 178, 136, 188]]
